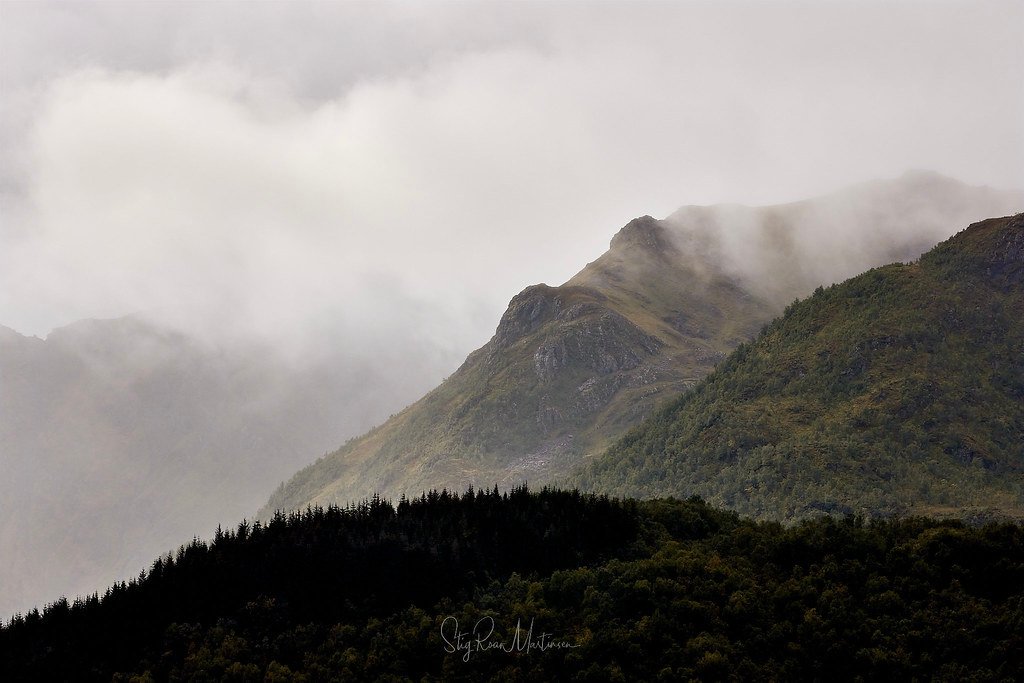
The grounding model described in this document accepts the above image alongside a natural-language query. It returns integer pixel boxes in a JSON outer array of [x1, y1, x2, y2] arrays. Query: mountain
[[262, 172, 1023, 515], [573, 213, 1024, 520], [0, 316, 456, 618], [4, 487, 1023, 681], [260, 220, 770, 515]]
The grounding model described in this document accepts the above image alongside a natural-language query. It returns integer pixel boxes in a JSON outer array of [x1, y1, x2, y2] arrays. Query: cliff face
[[262, 174, 1024, 515]]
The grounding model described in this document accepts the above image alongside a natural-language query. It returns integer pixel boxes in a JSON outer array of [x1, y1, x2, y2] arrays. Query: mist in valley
[[0, 1, 1022, 617]]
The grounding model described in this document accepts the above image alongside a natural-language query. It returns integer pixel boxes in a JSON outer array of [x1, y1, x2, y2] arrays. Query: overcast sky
[[1, 0, 1022, 353]]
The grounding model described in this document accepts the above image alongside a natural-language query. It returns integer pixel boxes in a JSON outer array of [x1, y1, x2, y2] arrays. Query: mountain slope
[[262, 220, 772, 514], [573, 214, 1024, 519], [263, 173, 1023, 514]]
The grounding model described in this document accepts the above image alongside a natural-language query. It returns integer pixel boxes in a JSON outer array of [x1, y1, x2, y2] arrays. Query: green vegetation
[[4, 487, 1023, 681], [262, 216, 773, 516], [574, 215, 1024, 520], [265, 177, 1021, 519]]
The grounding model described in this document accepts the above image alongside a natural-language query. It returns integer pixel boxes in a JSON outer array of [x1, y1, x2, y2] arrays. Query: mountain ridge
[[262, 173, 1023, 516], [572, 213, 1024, 520]]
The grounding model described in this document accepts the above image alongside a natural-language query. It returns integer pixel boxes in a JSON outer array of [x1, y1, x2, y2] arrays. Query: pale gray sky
[[1, 0, 1022, 350]]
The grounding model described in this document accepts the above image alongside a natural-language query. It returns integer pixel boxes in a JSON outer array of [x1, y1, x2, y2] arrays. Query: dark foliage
[[3, 487, 1023, 681]]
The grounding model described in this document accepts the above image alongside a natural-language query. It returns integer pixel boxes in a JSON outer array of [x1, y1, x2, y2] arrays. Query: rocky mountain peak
[[608, 215, 675, 256], [493, 284, 605, 348], [493, 284, 562, 348]]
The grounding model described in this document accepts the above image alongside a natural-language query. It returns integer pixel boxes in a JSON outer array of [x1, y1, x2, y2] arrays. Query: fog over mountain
[[0, 316, 464, 617], [662, 172, 1024, 306], [261, 174, 1023, 516], [1, 1, 1022, 618], [2, 2, 1022, 346], [574, 213, 1024, 519]]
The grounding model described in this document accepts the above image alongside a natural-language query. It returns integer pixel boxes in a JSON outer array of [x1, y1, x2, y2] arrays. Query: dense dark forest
[[2, 487, 1022, 681]]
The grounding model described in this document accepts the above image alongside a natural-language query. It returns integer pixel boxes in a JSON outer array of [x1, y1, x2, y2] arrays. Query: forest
[[3, 486, 1022, 681]]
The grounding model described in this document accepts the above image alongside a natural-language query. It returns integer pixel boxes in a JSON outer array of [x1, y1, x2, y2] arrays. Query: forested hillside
[[3, 488, 1022, 681], [264, 173, 1021, 516], [574, 214, 1024, 519]]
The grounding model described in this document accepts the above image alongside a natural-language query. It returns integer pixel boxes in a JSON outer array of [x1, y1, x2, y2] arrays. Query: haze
[[2, 0, 1021, 347]]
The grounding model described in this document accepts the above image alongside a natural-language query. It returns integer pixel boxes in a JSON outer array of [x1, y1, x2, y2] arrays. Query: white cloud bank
[[1, 1, 1022, 353]]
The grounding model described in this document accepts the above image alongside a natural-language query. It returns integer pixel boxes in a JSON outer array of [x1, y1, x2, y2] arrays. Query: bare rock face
[[533, 310, 661, 382], [609, 215, 676, 256], [536, 394, 563, 431], [494, 284, 569, 348], [496, 282, 664, 434], [573, 375, 628, 417]]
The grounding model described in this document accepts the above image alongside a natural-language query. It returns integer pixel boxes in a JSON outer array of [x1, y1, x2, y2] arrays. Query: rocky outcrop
[[532, 310, 661, 382], [494, 284, 608, 349], [608, 215, 676, 256]]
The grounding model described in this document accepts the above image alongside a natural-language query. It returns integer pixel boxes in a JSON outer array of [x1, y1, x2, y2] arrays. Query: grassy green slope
[[574, 215, 1024, 520]]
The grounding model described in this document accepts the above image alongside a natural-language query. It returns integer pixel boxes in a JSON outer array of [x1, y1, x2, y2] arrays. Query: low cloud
[[2, 2, 1022, 353]]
